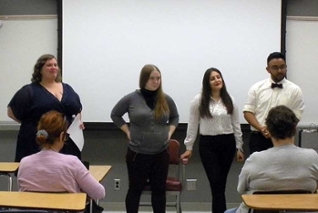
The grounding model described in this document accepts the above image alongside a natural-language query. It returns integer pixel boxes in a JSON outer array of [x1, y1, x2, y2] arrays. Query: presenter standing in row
[[111, 64, 179, 213], [243, 52, 305, 154], [181, 68, 244, 213], [7, 54, 84, 162]]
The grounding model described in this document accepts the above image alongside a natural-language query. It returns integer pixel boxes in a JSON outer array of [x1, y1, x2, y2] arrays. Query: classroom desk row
[[4, 164, 318, 212], [242, 194, 318, 211], [0, 164, 111, 211]]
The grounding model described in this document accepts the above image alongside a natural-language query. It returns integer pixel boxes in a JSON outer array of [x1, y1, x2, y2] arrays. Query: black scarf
[[140, 88, 157, 110]]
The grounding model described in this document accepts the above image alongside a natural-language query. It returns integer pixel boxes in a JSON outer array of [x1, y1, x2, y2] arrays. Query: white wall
[[286, 18, 318, 127], [0, 18, 57, 123], [62, 0, 282, 123]]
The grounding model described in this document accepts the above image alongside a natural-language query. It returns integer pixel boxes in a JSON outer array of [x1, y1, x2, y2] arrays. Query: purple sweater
[[18, 150, 105, 200]]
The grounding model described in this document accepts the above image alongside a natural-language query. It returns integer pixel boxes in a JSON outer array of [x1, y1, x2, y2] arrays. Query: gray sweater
[[111, 90, 179, 154], [236, 144, 318, 213]]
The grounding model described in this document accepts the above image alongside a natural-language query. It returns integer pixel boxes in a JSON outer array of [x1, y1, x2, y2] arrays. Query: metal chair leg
[[0, 173, 12, 191], [176, 194, 181, 213]]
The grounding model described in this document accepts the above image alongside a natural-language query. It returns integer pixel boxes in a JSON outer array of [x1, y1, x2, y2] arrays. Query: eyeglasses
[[269, 65, 286, 71]]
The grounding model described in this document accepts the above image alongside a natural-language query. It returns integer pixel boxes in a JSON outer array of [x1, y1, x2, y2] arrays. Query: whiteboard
[[286, 19, 318, 127], [0, 18, 58, 123], [62, 0, 282, 123]]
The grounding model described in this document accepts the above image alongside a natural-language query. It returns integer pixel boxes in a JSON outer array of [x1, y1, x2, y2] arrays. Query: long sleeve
[[231, 97, 244, 151], [110, 93, 131, 128], [166, 94, 179, 127], [74, 161, 106, 200], [237, 157, 252, 194], [290, 87, 304, 120], [184, 95, 200, 151]]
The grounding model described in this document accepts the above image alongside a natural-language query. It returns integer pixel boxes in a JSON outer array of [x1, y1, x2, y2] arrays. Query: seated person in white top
[[18, 110, 105, 201], [225, 105, 318, 213]]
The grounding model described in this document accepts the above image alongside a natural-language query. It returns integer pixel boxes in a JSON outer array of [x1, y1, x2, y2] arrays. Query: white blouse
[[184, 94, 243, 151]]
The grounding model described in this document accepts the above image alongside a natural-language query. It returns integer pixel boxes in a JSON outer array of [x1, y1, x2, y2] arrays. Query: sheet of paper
[[67, 114, 84, 151]]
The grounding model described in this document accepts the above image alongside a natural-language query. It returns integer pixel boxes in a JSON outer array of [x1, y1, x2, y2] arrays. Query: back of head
[[267, 52, 285, 65], [36, 110, 69, 147], [265, 105, 299, 140]]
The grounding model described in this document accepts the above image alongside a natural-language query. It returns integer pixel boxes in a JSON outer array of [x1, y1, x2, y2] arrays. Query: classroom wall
[[61, 0, 281, 124], [0, 0, 57, 15], [1, 0, 318, 211]]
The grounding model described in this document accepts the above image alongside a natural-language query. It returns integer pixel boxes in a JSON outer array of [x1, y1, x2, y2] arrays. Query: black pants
[[199, 134, 236, 213], [249, 131, 273, 154], [125, 148, 169, 213]]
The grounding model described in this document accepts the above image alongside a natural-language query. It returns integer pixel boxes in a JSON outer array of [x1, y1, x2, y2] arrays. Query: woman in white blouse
[[181, 67, 244, 213]]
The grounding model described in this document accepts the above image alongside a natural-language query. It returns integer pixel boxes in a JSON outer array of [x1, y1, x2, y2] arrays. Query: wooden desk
[[88, 165, 111, 213], [0, 164, 110, 212], [242, 194, 318, 211], [89, 165, 111, 182], [0, 162, 19, 173], [0, 191, 87, 211], [0, 162, 19, 191]]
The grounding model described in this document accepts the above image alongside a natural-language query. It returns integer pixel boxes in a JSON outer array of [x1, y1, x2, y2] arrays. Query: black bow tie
[[271, 83, 283, 89]]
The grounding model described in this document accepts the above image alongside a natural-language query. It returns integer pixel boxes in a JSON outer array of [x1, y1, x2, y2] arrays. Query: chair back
[[168, 139, 180, 165], [253, 189, 311, 195]]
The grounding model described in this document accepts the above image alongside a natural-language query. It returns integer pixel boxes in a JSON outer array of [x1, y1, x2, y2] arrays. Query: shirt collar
[[270, 78, 286, 85]]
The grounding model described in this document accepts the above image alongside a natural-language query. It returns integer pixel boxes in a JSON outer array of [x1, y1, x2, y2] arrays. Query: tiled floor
[[103, 210, 209, 213], [101, 202, 240, 212]]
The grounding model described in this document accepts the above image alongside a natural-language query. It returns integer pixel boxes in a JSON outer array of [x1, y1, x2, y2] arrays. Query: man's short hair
[[265, 105, 299, 139], [267, 52, 286, 65]]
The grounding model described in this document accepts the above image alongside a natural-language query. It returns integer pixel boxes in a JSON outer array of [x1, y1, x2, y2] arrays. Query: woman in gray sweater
[[111, 64, 179, 213]]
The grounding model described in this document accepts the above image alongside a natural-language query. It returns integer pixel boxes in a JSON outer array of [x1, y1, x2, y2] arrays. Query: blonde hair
[[139, 64, 169, 119]]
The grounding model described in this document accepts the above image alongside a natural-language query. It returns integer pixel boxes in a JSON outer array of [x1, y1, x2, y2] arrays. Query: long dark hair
[[199, 67, 233, 118]]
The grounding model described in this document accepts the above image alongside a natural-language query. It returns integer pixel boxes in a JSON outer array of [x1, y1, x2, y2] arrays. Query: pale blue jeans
[[224, 207, 238, 213]]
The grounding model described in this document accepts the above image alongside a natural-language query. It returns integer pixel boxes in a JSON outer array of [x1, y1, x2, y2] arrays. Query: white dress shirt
[[184, 94, 243, 151], [243, 78, 304, 131]]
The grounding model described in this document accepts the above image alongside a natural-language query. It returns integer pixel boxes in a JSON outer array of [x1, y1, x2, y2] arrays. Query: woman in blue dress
[[7, 54, 83, 162]]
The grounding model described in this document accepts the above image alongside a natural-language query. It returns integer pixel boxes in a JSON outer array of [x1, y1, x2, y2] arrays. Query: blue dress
[[8, 82, 83, 162]]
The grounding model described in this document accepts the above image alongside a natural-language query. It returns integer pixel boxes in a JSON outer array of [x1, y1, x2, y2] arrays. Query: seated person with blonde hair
[[18, 110, 105, 200], [226, 105, 318, 213]]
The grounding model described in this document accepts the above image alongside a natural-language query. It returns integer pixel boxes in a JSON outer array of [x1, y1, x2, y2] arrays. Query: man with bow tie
[[243, 52, 304, 154]]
